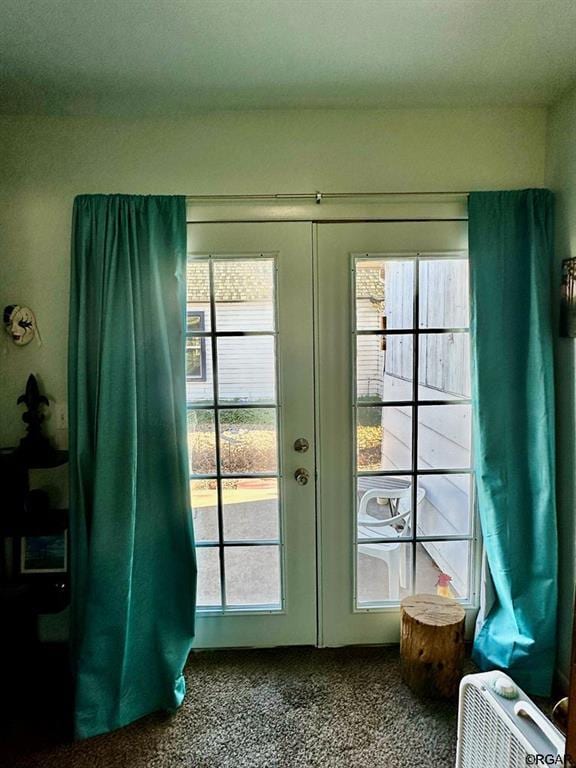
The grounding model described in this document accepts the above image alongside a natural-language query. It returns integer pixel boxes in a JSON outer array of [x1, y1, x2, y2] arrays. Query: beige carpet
[[4, 646, 462, 768]]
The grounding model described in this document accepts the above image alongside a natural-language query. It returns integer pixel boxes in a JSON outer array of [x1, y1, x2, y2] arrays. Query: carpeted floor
[[3, 646, 463, 768]]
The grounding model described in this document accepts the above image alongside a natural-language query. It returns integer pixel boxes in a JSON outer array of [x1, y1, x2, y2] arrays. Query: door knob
[[294, 468, 310, 486], [293, 438, 309, 453]]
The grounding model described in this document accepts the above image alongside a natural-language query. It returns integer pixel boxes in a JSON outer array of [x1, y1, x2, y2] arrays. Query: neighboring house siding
[[187, 300, 276, 404], [187, 259, 277, 405], [218, 333, 275, 403], [356, 300, 385, 399]]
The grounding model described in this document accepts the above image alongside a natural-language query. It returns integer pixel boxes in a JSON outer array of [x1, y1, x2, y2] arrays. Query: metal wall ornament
[[560, 258, 576, 338], [16, 373, 54, 460]]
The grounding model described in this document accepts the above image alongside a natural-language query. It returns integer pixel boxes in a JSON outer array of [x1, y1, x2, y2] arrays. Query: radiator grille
[[458, 684, 529, 768]]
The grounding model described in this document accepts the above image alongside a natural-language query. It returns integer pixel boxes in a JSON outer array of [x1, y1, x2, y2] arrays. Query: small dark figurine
[[16, 374, 54, 459]]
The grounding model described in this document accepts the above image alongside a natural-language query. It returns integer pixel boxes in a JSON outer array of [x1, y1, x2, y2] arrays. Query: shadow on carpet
[[3, 646, 461, 768]]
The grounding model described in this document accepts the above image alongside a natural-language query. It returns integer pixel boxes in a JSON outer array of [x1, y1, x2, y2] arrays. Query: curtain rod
[[185, 190, 469, 204]]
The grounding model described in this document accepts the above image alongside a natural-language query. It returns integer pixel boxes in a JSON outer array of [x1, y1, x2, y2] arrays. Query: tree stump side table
[[400, 594, 466, 698]]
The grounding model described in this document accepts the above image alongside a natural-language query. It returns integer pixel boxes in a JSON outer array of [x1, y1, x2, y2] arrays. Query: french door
[[317, 221, 477, 646], [187, 216, 478, 648], [187, 223, 317, 647]]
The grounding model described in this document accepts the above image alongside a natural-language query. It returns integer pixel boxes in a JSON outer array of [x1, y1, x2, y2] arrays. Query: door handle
[[293, 438, 309, 453], [294, 468, 310, 486]]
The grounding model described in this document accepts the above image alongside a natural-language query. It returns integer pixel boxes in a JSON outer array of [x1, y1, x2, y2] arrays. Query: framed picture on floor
[[20, 531, 68, 574]]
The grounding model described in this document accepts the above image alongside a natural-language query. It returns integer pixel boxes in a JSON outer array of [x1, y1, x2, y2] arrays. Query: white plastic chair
[[357, 486, 425, 599]]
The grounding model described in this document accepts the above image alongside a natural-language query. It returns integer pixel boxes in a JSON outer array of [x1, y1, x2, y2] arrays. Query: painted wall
[[0, 106, 547, 446], [546, 85, 576, 687], [0, 107, 546, 641]]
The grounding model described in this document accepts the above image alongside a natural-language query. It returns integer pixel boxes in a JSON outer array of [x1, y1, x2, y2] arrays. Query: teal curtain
[[469, 189, 557, 695], [69, 195, 196, 739]]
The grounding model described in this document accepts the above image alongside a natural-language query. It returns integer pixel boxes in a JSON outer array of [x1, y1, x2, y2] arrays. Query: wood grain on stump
[[400, 594, 465, 699]]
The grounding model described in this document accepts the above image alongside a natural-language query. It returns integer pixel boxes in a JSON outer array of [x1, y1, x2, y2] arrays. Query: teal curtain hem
[[75, 673, 187, 740]]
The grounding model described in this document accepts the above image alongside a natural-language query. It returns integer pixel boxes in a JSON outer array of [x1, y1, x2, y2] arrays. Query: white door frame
[[186, 197, 480, 648]]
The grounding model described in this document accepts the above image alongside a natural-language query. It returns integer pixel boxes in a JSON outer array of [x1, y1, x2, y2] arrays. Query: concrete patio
[[191, 489, 463, 608]]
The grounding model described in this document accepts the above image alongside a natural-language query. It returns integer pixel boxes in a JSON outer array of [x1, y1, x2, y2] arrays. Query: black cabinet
[[0, 450, 72, 742], [1, 450, 70, 609]]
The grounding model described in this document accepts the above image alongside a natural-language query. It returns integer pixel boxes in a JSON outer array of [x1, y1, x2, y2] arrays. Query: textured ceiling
[[1, 0, 575, 116]]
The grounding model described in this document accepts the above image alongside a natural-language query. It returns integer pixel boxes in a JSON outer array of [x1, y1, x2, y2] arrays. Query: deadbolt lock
[[293, 438, 309, 453]]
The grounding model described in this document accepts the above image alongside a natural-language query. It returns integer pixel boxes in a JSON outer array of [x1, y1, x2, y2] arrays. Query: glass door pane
[[353, 254, 474, 609], [188, 256, 281, 611]]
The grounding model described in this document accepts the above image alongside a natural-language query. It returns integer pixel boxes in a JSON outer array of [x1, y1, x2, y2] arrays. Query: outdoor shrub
[[189, 428, 277, 474], [189, 420, 382, 474], [187, 408, 276, 429], [357, 402, 382, 427], [220, 408, 276, 427], [356, 425, 383, 469]]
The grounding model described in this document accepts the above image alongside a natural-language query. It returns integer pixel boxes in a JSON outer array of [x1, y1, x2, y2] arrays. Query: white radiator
[[455, 672, 565, 767]]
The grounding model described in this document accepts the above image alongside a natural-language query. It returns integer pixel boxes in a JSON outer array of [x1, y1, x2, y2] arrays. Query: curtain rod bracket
[[315, 191, 322, 205]]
